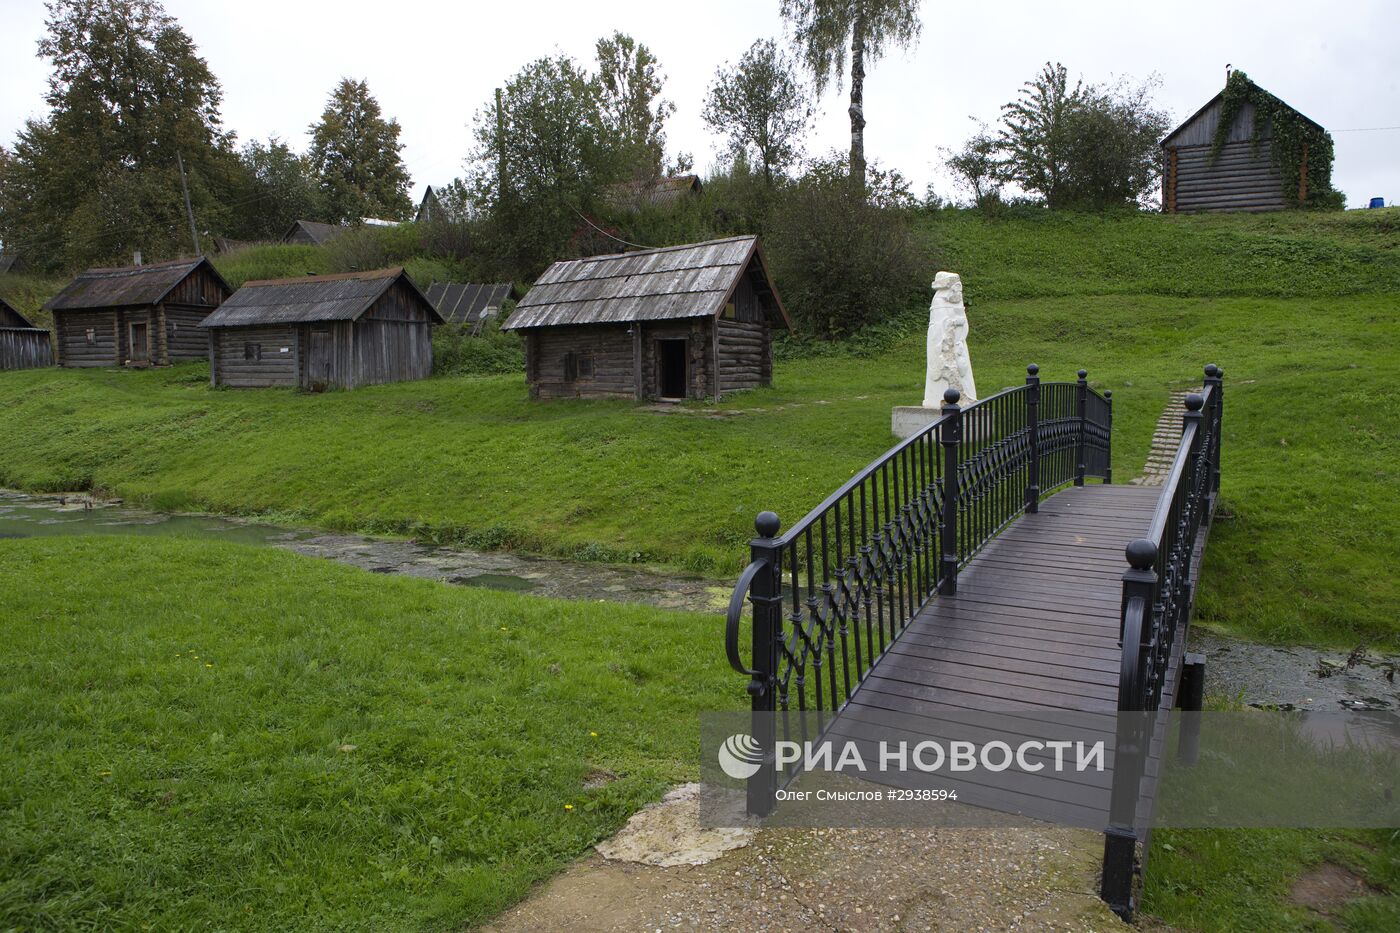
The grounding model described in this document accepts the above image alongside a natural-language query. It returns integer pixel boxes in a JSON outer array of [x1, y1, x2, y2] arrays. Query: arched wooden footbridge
[[726, 364, 1224, 920]]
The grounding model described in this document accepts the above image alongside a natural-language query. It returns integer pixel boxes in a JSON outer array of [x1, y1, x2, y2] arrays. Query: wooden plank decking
[[821, 483, 1183, 827]]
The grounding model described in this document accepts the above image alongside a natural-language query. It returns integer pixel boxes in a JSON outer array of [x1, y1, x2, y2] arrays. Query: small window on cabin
[[85, 328, 96, 345], [577, 353, 594, 379], [723, 302, 736, 319], [244, 343, 262, 361], [171, 322, 179, 335]]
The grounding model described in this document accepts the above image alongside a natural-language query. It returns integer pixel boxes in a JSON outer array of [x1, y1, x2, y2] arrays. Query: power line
[[569, 206, 658, 251], [1333, 125, 1400, 133]]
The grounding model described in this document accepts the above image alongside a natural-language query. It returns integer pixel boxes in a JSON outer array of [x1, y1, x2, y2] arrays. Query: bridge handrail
[[1102, 364, 1223, 919], [727, 364, 1113, 814]]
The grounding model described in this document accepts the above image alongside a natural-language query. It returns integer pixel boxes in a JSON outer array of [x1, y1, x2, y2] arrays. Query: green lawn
[[0, 536, 731, 931], [1, 288, 1396, 646], [3, 208, 1398, 929], [1144, 828, 1400, 931]]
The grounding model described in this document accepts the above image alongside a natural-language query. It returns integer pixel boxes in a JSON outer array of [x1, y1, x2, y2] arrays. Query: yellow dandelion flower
[[589, 731, 599, 738], [205, 663, 213, 668], [563, 804, 574, 811]]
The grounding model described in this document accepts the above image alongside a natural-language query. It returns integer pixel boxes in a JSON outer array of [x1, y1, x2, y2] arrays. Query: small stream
[[3, 491, 1396, 711], [0, 491, 731, 613]]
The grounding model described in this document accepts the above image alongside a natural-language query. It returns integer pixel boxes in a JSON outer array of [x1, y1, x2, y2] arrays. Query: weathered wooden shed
[[0, 296, 54, 370], [502, 235, 790, 401], [200, 267, 443, 389], [282, 220, 347, 246], [425, 282, 514, 334], [44, 257, 231, 367], [1162, 76, 1327, 213]]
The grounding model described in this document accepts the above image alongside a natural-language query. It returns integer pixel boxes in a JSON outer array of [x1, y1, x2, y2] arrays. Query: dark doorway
[[309, 328, 331, 387], [128, 320, 148, 362], [657, 339, 687, 399]]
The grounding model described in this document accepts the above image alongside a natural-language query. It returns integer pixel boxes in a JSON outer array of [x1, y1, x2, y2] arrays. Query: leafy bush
[[322, 222, 423, 273], [766, 156, 930, 339], [431, 311, 523, 377]]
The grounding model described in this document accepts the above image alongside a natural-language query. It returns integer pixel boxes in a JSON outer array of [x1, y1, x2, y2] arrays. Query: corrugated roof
[[503, 235, 789, 330], [425, 282, 513, 327], [282, 220, 347, 246], [43, 257, 228, 311], [201, 267, 445, 327]]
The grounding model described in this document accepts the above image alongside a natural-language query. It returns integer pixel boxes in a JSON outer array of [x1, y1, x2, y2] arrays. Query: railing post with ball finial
[[1103, 536, 1159, 919], [939, 388, 962, 595], [1075, 369, 1089, 487], [1103, 390, 1113, 484], [1025, 364, 1041, 513], [746, 511, 783, 816]]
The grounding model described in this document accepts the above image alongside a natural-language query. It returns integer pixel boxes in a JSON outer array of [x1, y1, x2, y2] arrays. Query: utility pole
[[177, 151, 201, 256], [494, 88, 509, 198]]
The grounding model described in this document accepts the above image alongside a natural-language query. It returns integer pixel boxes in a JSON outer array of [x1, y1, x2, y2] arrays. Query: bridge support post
[[746, 512, 784, 817], [1176, 653, 1206, 766], [1103, 390, 1113, 484], [1025, 364, 1040, 512], [939, 389, 961, 595], [1074, 369, 1088, 486]]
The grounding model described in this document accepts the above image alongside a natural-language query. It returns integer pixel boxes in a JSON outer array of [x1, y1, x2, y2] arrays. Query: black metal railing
[[1102, 364, 1223, 920], [725, 365, 1113, 815]]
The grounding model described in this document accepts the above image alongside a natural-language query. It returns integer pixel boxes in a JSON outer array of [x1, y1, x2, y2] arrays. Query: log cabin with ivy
[[1161, 70, 1336, 213], [502, 235, 790, 401]]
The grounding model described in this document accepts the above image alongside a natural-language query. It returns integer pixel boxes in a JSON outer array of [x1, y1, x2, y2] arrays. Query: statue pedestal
[[892, 405, 941, 439]]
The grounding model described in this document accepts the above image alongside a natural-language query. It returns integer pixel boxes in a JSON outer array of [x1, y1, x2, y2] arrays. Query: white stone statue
[[922, 271, 977, 408]]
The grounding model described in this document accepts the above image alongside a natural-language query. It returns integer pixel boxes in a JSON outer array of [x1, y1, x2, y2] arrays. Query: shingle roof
[[502, 235, 789, 330], [282, 220, 347, 246], [605, 174, 703, 209], [425, 282, 513, 327], [201, 267, 445, 327], [43, 257, 229, 311]]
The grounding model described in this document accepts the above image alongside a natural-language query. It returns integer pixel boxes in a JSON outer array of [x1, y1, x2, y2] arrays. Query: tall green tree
[[779, 0, 921, 190], [997, 62, 1083, 209], [997, 63, 1170, 209], [594, 32, 673, 180], [308, 79, 413, 223], [469, 54, 612, 276], [702, 39, 811, 186], [228, 138, 327, 240], [0, 0, 239, 269]]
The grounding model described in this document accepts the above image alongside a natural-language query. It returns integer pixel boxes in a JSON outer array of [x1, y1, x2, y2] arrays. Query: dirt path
[[486, 811, 1125, 933]]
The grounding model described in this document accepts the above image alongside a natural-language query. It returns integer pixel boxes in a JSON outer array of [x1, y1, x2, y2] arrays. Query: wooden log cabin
[[44, 257, 231, 367], [502, 235, 790, 401], [1161, 77, 1326, 213], [0, 296, 54, 370], [200, 267, 443, 389]]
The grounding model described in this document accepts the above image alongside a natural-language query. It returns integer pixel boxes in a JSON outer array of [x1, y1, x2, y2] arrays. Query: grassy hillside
[[0, 536, 729, 931], [1, 209, 1397, 648]]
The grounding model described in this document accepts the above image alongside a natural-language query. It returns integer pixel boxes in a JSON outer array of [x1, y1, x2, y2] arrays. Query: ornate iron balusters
[[726, 367, 1116, 816]]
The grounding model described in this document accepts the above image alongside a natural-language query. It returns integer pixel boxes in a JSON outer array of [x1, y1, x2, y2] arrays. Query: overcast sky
[[1, 0, 1396, 208]]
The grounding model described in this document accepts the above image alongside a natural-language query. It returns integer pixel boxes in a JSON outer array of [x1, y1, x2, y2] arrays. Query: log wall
[[211, 325, 300, 387], [717, 318, 770, 392], [55, 310, 119, 367], [1165, 140, 1287, 213], [164, 304, 215, 361], [528, 324, 638, 399]]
